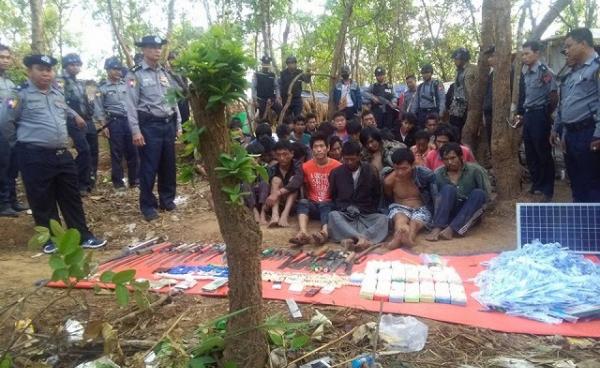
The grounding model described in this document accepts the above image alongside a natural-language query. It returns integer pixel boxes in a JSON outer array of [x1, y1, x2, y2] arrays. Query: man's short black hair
[[273, 139, 293, 152], [405, 74, 416, 80], [291, 141, 308, 161], [317, 121, 335, 137], [414, 129, 430, 141], [361, 110, 374, 118], [328, 135, 342, 148], [0, 44, 11, 52], [332, 110, 346, 120], [426, 113, 439, 122], [403, 112, 417, 125], [439, 142, 463, 159], [294, 114, 306, 123], [305, 112, 317, 121], [255, 122, 272, 138], [522, 40, 543, 52], [391, 148, 415, 165], [434, 125, 456, 142], [276, 124, 290, 138], [359, 127, 382, 146], [341, 141, 362, 156], [347, 120, 362, 135], [258, 135, 275, 153], [246, 141, 265, 155], [566, 27, 594, 48], [310, 133, 329, 148]]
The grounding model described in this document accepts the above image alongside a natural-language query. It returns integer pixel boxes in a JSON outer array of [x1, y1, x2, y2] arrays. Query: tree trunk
[[510, 2, 529, 120], [202, 0, 213, 25], [29, 0, 44, 53], [528, 0, 571, 40], [280, 0, 292, 66], [188, 95, 267, 368], [420, 0, 448, 80], [107, 0, 133, 67], [161, 0, 176, 61], [327, 0, 355, 120], [489, 0, 520, 199], [461, 1, 494, 161]]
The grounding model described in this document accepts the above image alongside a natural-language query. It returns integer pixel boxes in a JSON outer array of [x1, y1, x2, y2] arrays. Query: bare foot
[[385, 230, 404, 250], [268, 216, 280, 228], [439, 227, 454, 240], [340, 238, 356, 251], [259, 218, 268, 226], [277, 217, 290, 227], [426, 228, 442, 242], [355, 237, 373, 251]]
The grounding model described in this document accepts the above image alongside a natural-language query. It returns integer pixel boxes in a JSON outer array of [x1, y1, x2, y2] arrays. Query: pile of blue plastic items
[[473, 240, 600, 324], [166, 265, 229, 278]]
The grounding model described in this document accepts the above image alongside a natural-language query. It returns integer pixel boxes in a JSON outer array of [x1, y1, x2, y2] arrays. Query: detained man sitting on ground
[[427, 142, 490, 241], [291, 133, 342, 246], [424, 125, 476, 171], [384, 148, 436, 249], [328, 141, 389, 250], [359, 127, 406, 176], [263, 140, 303, 227]]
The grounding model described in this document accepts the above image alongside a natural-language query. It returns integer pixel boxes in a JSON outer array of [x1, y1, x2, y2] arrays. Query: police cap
[[452, 47, 470, 61], [374, 66, 385, 76], [420, 64, 433, 73], [260, 55, 272, 64], [23, 54, 58, 68], [135, 35, 168, 47], [104, 56, 123, 70], [285, 55, 297, 64], [62, 53, 82, 66], [483, 45, 496, 55]]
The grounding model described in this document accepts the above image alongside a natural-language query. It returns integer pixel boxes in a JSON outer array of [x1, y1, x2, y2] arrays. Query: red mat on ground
[[49, 247, 600, 337]]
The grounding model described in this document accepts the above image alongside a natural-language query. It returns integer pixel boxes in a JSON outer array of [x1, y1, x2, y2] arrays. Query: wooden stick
[[143, 306, 191, 357], [285, 326, 357, 367]]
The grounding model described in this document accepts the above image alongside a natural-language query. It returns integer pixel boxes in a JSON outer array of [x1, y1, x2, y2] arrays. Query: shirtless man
[[384, 148, 436, 249], [263, 140, 303, 227]]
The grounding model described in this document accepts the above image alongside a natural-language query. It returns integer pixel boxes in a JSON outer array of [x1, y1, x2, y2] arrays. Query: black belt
[[108, 114, 127, 120], [419, 107, 437, 112], [564, 118, 595, 133], [138, 111, 176, 124], [18, 143, 68, 155], [524, 106, 546, 113]]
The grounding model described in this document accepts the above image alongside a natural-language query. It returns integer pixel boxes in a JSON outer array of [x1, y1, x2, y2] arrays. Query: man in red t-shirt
[[290, 133, 342, 246], [424, 125, 476, 170]]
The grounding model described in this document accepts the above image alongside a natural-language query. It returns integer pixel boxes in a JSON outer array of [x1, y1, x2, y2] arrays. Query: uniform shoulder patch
[[130, 64, 142, 73]]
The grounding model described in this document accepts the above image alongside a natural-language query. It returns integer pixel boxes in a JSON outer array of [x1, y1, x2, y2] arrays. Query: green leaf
[[223, 362, 238, 368], [51, 268, 69, 282], [190, 356, 216, 368], [191, 335, 225, 356], [57, 229, 81, 255], [134, 289, 150, 310], [112, 269, 136, 284], [69, 264, 86, 280], [99, 270, 115, 283], [115, 284, 129, 306], [0, 354, 13, 368], [48, 254, 67, 270], [290, 334, 310, 350], [64, 248, 84, 266], [268, 330, 284, 347], [28, 226, 50, 249], [132, 279, 150, 291], [49, 219, 65, 237]]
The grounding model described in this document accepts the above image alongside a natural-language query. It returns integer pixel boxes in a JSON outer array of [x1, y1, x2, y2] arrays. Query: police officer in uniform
[[125, 35, 182, 221], [366, 66, 397, 130], [0, 43, 27, 217], [410, 64, 445, 129], [1, 55, 106, 253], [279, 55, 310, 118], [332, 65, 361, 120], [449, 48, 477, 140], [515, 40, 558, 201], [95, 57, 139, 191], [61, 53, 96, 195], [551, 28, 600, 202], [252, 55, 281, 120]]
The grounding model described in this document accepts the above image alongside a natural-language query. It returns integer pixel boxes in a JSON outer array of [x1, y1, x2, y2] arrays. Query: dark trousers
[[86, 130, 99, 188], [523, 109, 554, 197], [0, 132, 9, 208], [108, 116, 139, 188], [342, 106, 359, 121], [257, 96, 282, 119], [138, 120, 176, 215], [372, 105, 394, 130], [484, 111, 493, 153], [432, 184, 486, 235], [284, 96, 303, 118], [564, 122, 600, 202], [17, 144, 92, 240], [449, 114, 466, 143], [67, 120, 92, 191]]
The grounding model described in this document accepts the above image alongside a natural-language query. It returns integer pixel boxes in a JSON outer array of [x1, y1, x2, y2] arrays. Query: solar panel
[[516, 203, 600, 254]]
